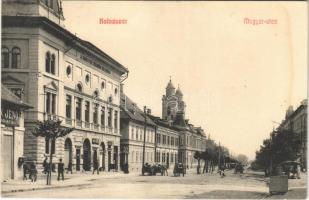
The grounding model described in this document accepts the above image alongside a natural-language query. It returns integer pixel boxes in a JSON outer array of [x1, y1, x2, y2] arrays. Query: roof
[[2, 16, 129, 75], [1, 85, 32, 109], [120, 94, 156, 127]]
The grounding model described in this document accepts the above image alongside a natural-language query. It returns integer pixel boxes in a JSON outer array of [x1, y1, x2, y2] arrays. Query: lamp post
[[142, 106, 147, 175]]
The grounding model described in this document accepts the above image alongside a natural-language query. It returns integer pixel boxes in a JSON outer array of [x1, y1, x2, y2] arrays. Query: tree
[[237, 154, 248, 165], [32, 119, 74, 185], [194, 151, 202, 174], [253, 129, 302, 176]]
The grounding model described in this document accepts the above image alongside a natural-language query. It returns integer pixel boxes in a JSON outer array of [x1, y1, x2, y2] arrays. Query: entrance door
[[2, 135, 13, 180], [108, 145, 111, 171], [83, 139, 91, 171], [76, 149, 81, 171], [100, 143, 105, 171], [166, 153, 169, 168], [64, 138, 72, 168]]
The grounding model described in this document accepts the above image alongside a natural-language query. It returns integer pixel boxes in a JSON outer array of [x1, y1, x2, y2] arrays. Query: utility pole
[[218, 142, 221, 171], [142, 106, 147, 175]]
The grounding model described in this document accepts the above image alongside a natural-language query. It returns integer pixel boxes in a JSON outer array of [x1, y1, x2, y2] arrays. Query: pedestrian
[[67, 161, 73, 174], [29, 162, 38, 182], [296, 164, 301, 179], [93, 158, 99, 174], [43, 157, 48, 174], [57, 158, 64, 181], [23, 162, 28, 181]]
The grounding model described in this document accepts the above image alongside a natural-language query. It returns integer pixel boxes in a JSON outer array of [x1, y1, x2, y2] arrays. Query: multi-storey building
[[1, 84, 32, 180], [2, 0, 129, 172], [278, 99, 307, 171], [161, 79, 207, 169], [148, 115, 180, 169], [119, 93, 156, 172]]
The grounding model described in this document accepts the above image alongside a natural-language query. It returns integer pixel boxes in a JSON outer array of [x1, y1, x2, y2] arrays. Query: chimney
[[147, 109, 151, 115], [132, 103, 136, 114]]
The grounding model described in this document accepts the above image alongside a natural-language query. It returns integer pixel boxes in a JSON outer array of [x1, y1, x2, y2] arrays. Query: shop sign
[[1, 108, 20, 126]]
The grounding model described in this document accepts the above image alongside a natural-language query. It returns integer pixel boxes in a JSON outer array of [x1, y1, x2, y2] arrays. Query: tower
[[162, 78, 186, 122]]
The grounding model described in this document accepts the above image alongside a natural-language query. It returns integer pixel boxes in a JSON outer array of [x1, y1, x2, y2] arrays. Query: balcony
[[84, 122, 90, 129], [65, 118, 73, 125], [76, 120, 82, 128], [93, 123, 99, 131]]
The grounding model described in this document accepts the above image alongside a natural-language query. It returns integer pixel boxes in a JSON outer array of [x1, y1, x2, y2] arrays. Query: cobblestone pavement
[[1, 168, 307, 199]]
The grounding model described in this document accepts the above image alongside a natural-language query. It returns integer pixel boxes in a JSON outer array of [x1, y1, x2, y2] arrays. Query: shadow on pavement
[[184, 190, 269, 199]]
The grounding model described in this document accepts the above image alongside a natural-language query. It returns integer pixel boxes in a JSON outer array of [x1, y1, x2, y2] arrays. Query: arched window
[[51, 54, 55, 75], [76, 83, 83, 93], [2, 47, 9, 68], [45, 52, 51, 73], [12, 47, 21, 69]]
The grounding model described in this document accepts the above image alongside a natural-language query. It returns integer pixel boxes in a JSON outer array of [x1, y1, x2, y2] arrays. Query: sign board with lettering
[[1, 108, 20, 126]]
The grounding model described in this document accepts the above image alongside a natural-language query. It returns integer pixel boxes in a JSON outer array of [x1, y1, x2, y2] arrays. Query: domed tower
[[166, 78, 175, 97], [162, 77, 177, 120], [175, 85, 186, 115]]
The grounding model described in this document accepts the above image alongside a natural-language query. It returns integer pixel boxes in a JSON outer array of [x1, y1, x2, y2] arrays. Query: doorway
[[64, 138, 72, 169], [83, 139, 91, 171]]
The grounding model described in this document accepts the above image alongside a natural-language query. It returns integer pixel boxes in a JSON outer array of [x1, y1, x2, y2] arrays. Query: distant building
[[1, 84, 31, 181], [119, 79, 207, 173], [2, 0, 129, 172], [120, 94, 156, 172], [278, 99, 307, 170]]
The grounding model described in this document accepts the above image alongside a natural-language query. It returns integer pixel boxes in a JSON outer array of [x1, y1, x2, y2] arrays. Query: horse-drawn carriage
[[142, 163, 168, 176], [234, 163, 244, 174], [173, 163, 185, 177]]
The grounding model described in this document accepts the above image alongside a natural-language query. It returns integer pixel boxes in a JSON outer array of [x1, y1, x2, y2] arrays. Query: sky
[[62, 1, 307, 160]]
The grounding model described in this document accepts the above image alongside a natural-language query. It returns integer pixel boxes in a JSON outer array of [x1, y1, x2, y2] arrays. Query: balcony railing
[[76, 120, 82, 127], [93, 123, 99, 130], [84, 122, 90, 129], [65, 118, 73, 125]]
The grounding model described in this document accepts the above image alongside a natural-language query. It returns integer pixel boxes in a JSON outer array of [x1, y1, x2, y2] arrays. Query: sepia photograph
[[1, 0, 307, 199]]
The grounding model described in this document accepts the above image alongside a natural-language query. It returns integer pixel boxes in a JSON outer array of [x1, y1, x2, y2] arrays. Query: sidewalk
[[1, 171, 126, 194]]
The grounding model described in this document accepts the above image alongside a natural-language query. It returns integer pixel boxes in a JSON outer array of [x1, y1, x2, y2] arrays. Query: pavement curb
[[2, 183, 91, 194]]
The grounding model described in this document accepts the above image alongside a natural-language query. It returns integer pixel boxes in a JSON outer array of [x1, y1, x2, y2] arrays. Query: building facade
[[2, 0, 129, 172], [120, 94, 156, 172], [278, 99, 307, 171], [1, 84, 31, 181], [119, 79, 207, 173]]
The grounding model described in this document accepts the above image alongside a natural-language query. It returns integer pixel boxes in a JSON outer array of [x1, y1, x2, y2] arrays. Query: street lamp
[[142, 106, 147, 175]]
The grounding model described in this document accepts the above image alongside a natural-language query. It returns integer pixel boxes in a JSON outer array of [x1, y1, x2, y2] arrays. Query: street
[[2, 169, 307, 199]]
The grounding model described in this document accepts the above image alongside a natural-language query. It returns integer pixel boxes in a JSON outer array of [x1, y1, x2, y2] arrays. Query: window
[[45, 52, 50, 73], [77, 83, 83, 93], [101, 81, 105, 90], [76, 97, 82, 121], [162, 153, 165, 162], [114, 111, 118, 129], [12, 47, 21, 68], [132, 151, 135, 162], [45, 52, 56, 75], [157, 134, 161, 144], [66, 65, 71, 77], [114, 88, 118, 95], [131, 127, 134, 139], [136, 152, 139, 162], [66, 95, 72, 118], [101, 106, 105, 126], [46, 92, 56, 115], [45, 138, 55, 154], [2, 47, 9, 68], [171, 137, 174, 146], [163, 135, 166, 145], [107, 108, 112, 127], [136, 128, 138, 141], [85, 74, 90, 84], [93, 103, 99, 124], [51, 54, 55, 74], [167, 136, 170, 145], [85, 101, 90, 123], [171, 153, 174, 163]]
